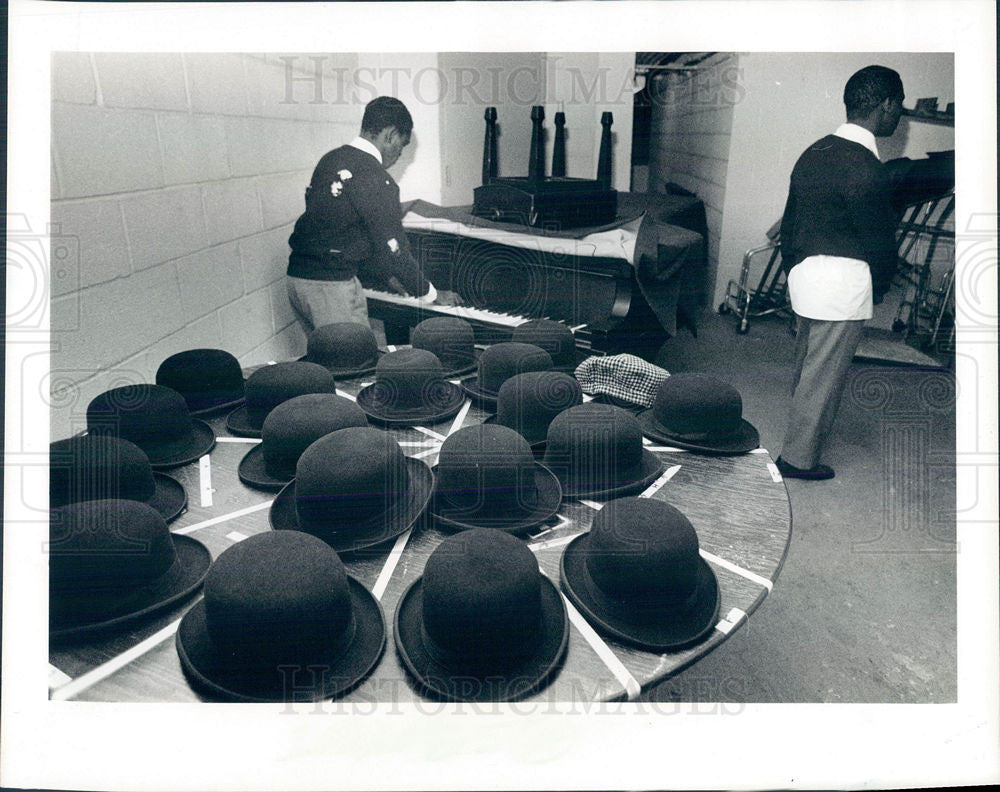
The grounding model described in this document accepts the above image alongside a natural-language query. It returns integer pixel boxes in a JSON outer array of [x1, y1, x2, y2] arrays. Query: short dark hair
[[361, 96, 413, 138], [843, 66, 904, 119]]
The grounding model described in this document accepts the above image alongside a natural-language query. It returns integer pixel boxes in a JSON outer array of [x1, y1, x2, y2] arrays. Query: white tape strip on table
[[413, 426, 448, 442], [225, 531, 249, 543], [767, 462, 782, 483], [560, 592, 642, 701], [447, 399, 472, 436], [48, 664, 72, 690], [199, 455, 213, 508], [50, 617, 184, 701], [528, 531, 584, 553], [579, 499, 603, 511], [371, 528, 414, 601], [639, 465, 681, 498], [174, 500, 272, 536], [715, 607, 747, 635], [215, 437, 262, 444], [699, 549, 773, 591], [335, 389, 356, 402]]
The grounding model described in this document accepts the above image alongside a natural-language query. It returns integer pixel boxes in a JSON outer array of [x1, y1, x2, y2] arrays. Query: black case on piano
[[473, 177, 618, 229]]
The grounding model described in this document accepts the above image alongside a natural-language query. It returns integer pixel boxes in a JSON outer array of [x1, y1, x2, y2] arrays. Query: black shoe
[[775, 457, 834, 480]]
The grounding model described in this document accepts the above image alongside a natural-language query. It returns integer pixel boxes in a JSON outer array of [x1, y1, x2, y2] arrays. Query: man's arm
[[844, 163, 899, 299]]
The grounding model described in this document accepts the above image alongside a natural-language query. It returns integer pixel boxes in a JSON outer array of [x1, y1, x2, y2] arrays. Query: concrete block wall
[[648, 55, 739, 307], [50, 52, 362, 440]]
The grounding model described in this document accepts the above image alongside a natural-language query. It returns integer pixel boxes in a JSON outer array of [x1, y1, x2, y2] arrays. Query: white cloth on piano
[[402, 211, 642, 265]]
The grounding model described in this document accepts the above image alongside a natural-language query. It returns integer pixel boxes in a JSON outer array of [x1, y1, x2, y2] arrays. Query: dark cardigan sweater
[[287, 144, 429, 297], [779, 134, 898, 298]]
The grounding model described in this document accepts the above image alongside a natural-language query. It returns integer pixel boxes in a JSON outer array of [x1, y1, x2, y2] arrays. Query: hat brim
[[560, 532, 720, 652], [225, 405, 263, 438], [187, 392, 246, 418], [550, 447, 665, 500], [436, 350, 480, 379], [142, 420, 217, 470], [394, 572, 568, 702], [636, 411, 760, 455], [237, 444, 292, 492], [355, 382, 466, 427], [268, 457, 434, 555], [429, 463, 562, 535], [49, 534, 211, 642], [175, 575, 386, 702], [150, 472, 188, 523], [299, 351, 382, 380], [459, 377, 499, 412]]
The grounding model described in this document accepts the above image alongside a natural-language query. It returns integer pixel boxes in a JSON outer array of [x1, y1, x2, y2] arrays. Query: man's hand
[[434, 290, 464, 307], [386, 276, 409, 297]]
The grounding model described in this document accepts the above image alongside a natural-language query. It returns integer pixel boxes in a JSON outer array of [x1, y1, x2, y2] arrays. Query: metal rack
[[718, 223, 791, 334]]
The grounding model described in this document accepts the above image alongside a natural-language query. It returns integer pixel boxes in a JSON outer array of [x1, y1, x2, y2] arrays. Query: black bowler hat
[[87, 384, 216, 470], [431, 424, 562, 535], [485, 370, 583, 449], [50, 435, 187, 523], [410, 316, 478, 377], [461, 342, 553, 411], [560, 497, 719, 651], [176, 531, 385, 702], [394, 528, 568, 702], [238, 393, 369, 491], [155, 348, 245, 416], [226, 362, 337, 438], [636, 373, 759, 454], [542, 403, 664, 499], [270, 427, 433, 555], [511, 319, 587, 372], [355, 349, 465, 427], [300, 322, 381, 379], [49, 499, 210, 640]]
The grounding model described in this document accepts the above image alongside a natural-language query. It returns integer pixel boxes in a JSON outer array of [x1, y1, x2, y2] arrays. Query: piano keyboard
[[363, 288, 534, 328]]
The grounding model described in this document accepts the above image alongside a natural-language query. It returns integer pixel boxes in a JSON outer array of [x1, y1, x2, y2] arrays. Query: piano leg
[[384, 321, 410, 346]]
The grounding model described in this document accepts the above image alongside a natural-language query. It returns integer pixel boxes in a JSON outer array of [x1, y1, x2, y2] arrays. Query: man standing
[[776, 66, 904, 480], [287, 96, 457, 334]]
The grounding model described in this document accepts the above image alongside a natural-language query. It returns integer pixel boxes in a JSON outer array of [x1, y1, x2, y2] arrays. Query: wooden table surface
[[49, 360, 791, 704]]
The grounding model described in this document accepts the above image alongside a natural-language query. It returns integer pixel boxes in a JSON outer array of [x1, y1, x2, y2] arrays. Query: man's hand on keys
[[434, 290, 464, 307]]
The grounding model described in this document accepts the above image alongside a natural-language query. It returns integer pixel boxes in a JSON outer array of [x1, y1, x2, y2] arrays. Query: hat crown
[[261, 394, 368, 477], [511, 319, 575, 364], [422, 529, 542, 666], [437, 425, 536, 511], [543, 403, 644, 485], [653, 373, 743, 437], [294, 427, 410, 531], [478, 343, 553, 394], [49, 499, 176, 590], [203, 531, 353, 669], [495, 371, 582, 443], [245, 362, 337, 423], [87, 384, 193, 444], [411, 317, 475, 366], [50, 435, 156, 508], [369, 348, 449, 410], [155, 348, 244, 411], [585, 498, 700, 600], [306, 322, 379, 369]]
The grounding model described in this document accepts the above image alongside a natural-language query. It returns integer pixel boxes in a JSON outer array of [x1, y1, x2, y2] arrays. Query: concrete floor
[[641, 309, 957, 703]]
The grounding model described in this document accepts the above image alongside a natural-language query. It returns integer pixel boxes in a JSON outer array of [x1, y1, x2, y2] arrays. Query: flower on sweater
[[387, 238, 400, 253], [337, 169, 353, 181], [330, 181, 343, 197]]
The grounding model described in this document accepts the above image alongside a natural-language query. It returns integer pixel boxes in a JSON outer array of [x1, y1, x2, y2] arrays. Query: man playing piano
[[287, 96, 460, 335]]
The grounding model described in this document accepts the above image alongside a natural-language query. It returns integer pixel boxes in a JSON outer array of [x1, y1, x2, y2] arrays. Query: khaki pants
[[287, 275, 369, 334]]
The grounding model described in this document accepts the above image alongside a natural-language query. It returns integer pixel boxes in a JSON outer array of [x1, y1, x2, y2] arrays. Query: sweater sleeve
[[778, 183, 799, 272], [843, 163, 898, 297], [344, 166, 431, 297]]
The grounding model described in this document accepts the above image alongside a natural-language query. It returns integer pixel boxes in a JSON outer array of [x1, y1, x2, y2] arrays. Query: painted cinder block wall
[[50, 52, 362, 440]]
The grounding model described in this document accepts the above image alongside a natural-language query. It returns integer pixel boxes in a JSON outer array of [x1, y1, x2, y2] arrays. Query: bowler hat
[[484, 370, 583, 449], [238, 393, 369, 491], [176, 531, 385, 702], [49, 499, 210, 640], [461, 342, 553, 411], [542, 403, 664, 499], [87, 384, 216, 469], [270, 427, 433, 554], [636, 373, 759, 454], [410, 316, 479, 377], [155, 348, 245, 416], [226, 362, 337, 438], [355, 348, 465, 426], [560, 497, 719, 651], [394, 528, 568, 702], [511, 319, 586, 372], [431, 424, 562, 534], [300, 322, 381, 379], [50, 435, 187, 523]]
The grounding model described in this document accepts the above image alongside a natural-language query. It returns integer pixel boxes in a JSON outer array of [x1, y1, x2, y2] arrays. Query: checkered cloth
[[574, 354, 670, 408]]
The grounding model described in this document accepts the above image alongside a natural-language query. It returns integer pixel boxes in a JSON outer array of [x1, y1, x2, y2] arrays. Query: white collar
[[348, 136, 383, 165], [834, 123, 880, 159]]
